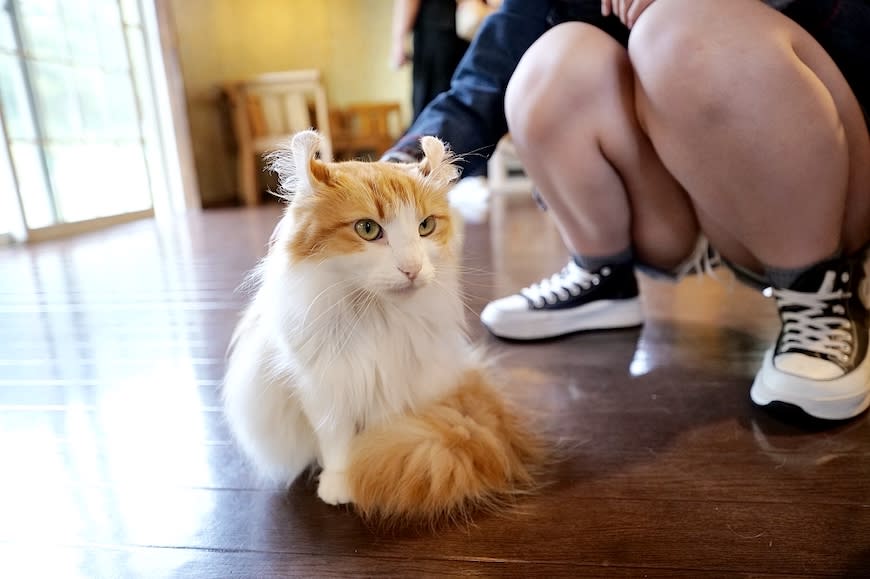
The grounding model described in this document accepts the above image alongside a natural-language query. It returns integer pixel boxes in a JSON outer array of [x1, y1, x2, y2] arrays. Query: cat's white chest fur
[[257, 251, 469, 431]]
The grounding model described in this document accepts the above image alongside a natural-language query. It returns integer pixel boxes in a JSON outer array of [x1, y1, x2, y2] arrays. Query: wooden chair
[[224, 70, 333, 206], [487, 135, 534, 199], [330, 102, 402, 161]]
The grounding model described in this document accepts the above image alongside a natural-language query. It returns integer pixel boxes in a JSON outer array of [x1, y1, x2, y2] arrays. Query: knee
[[505, 22, 629, 149], [628, 0, 748, 121]]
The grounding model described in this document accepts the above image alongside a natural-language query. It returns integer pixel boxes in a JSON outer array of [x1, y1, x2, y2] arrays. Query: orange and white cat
[[223, 130, 540, 524]]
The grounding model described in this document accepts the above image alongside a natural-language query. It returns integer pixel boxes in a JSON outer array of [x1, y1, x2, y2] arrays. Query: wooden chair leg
[[239, 150, 259, 206]]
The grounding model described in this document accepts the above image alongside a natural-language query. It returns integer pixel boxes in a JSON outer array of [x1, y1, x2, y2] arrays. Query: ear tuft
[[418, 136, 460, 189], [266, 129, 329, 201]]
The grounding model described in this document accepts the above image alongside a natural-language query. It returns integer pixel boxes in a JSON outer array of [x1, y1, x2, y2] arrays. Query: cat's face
[[271, 132, 461, 297]]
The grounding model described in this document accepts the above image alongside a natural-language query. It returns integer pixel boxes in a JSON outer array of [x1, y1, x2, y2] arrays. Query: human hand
[[601, 0, 656, 29], [390, 38, 410, 70]]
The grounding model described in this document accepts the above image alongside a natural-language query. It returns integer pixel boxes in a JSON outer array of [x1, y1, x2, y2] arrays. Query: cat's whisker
[[296, 288, 371, 367], [450, 277, 497, 291], [298, 288, 363, 334], [453, 265, 496, 276], [432, 279, 482, 320], [433, 266, 496, 294], [434, 261, 493, 274], [336, 291, 376, 357], [452, 145, 491, 162], [453, 288, 484, 304], [455, 285, 491, 301], [437, 263, 496, 277], [297, 280, 361, 333], [311, 289, 377, 397], [300, 285, 371, 353], [297, 298, 361, 344]]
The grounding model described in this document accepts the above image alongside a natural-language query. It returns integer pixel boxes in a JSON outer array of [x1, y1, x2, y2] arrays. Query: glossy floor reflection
[[0, 204, 868, 578]]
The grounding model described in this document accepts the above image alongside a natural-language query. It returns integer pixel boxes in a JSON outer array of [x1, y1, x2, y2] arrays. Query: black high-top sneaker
[[480, 260, 643, 340], [750, 254, 870, 420]]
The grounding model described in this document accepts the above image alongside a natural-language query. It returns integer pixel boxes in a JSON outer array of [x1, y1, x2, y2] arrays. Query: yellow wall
[[169, 0, 412, 206]]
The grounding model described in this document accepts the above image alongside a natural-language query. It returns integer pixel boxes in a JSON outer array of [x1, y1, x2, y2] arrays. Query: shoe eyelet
[[600, 267, 611, 277], [842, 272, 850, 283], [592, 277, 600, 286]]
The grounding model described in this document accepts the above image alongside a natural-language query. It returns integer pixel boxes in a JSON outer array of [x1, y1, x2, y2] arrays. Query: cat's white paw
[[317, 470, 352, 505]]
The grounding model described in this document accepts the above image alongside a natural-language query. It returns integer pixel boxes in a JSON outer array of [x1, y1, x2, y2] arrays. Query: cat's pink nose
[[398, 264, 421, 281]]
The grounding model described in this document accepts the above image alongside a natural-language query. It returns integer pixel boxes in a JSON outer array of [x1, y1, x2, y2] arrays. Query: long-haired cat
[[223, 130, 542, 525]]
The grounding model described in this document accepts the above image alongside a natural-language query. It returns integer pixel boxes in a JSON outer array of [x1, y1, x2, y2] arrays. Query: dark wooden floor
[[1, 204, 868, 578]]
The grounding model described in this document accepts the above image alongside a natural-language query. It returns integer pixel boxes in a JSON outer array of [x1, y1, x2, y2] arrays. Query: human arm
[[383, 0, 551, 175], [391, 0, 421, 69]]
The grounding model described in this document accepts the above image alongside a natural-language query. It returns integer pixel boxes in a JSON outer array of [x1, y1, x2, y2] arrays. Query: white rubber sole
[[480, 297, 643, 340], [750, 347, 870, 420]]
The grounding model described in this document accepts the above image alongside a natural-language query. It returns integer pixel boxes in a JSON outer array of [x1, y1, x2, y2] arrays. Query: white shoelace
[[674, 236, 722, 280], [520, 261, 603, 308], [767, 271, 853, 363]]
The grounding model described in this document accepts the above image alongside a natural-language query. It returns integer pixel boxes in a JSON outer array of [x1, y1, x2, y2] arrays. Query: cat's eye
[[418, 216, 436, 237], [355, 219, 382, 241]]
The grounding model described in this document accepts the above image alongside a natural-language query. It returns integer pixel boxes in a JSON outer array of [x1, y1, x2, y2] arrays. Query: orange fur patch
[[346, 369, 546, 528], [286, 160, 455, 263]]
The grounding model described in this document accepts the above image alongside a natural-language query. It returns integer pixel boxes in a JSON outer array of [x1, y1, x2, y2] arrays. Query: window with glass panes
[[0, 0, 166, 230]]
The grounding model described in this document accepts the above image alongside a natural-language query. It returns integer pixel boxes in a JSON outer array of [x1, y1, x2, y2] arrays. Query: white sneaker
[[480, 261, 643, 340], [448, 176, 489, 224]]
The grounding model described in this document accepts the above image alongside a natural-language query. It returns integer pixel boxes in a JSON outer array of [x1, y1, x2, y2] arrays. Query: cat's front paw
[[317, 470, 352, 505]]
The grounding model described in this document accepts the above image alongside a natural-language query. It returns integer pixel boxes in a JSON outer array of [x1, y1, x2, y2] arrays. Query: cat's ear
[[417, 136, 460, 189], [267, 129, 330, 200]]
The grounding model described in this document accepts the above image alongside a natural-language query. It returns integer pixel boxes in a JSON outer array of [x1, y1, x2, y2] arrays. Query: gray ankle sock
[[764, 251, 841, 289], [574, 247, 634, 272]]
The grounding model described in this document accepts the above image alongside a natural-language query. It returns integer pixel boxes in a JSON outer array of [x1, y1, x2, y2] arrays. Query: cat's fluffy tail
[[347, 369, 544, 526]]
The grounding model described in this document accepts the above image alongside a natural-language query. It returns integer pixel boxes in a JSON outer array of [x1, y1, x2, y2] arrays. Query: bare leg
[[481, 22, 702, 340], [629, 0, 870, 271], [504, 22, 698, 270], [628, 0, 870, 420]]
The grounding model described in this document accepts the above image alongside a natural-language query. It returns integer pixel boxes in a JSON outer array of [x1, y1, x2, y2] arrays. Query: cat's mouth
[[387, 281, 422, 295]]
